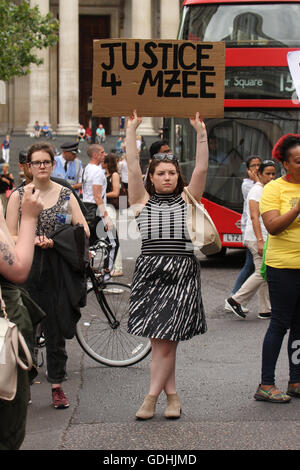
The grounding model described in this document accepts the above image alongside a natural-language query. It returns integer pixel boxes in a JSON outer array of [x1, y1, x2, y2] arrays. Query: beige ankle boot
[[164, 393, 181, 419], [136, 394, 158, 420]]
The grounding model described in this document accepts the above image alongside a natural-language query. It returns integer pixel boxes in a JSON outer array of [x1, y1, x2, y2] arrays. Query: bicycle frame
[[86, 265, 120, 329]]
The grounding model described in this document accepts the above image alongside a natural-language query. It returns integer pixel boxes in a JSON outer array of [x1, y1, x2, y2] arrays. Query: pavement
[[0, 133, 158, 185], [19, 248, 300, 453]]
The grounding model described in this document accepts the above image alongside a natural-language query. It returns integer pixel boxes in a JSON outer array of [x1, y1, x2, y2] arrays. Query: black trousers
[[261, 266, 300, 385]]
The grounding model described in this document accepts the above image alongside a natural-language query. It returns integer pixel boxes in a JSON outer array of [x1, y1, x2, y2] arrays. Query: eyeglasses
[[29, 160, 52, 168], [153, 153, 178, 162]]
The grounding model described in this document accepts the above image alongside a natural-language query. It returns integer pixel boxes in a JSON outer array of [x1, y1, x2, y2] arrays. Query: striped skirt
[[127, 254, 207, 341]]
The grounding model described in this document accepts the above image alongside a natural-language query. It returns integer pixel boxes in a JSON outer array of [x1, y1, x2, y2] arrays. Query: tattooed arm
[[1, 184, 43, 283]]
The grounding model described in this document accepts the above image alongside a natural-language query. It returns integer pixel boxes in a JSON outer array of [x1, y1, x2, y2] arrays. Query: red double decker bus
[[165, 0, 300, 255]]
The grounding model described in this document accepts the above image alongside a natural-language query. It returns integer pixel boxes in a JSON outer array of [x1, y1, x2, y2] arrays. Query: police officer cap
[[60, 141, 79, 153], [19, 150, 27, 164]]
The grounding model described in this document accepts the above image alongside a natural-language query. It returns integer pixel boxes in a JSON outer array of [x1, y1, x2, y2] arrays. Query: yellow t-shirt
[[259, 177, 300, 269]]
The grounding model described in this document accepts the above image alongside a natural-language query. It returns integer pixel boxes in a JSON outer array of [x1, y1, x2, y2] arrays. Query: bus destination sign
[[225, 67, 295, 99]]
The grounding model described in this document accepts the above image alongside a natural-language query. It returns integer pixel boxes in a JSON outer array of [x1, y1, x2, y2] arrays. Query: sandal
[[254, 384, 291, 403], [111, 270, 123, 277], [287, 382, 300, 398]]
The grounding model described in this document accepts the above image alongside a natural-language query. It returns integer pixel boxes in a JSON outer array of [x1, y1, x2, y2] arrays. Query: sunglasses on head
[[153, 153, 178, 162]]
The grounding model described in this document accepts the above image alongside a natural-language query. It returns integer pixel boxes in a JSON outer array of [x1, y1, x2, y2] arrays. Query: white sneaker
[[224, 299, 249, 313]]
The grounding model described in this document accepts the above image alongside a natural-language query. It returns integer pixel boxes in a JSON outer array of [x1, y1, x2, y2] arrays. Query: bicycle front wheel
[[76, 281, 151, 367]]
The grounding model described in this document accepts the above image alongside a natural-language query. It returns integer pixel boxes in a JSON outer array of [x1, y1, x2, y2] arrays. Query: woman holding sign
[[126, 110, 208, 420]]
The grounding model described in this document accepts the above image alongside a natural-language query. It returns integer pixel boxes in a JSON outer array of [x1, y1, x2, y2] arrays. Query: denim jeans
[[261, 266, 300, 385], [232, 248, 254, 294]]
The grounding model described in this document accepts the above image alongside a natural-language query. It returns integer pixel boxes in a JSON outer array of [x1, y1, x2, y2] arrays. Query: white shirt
[[119, 160, 128, 184], [244, 182, 268, 242], [82, 163, 107, 204], [78, 127, 86, 136], [240, 178, 255, 238]]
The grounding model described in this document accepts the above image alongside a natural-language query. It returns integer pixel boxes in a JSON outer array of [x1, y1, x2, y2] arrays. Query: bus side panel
[[201, 197, 244, 248]]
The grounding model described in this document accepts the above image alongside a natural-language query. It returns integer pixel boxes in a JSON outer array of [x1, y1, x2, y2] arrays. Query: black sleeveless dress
[[127, 192, 207, 341]]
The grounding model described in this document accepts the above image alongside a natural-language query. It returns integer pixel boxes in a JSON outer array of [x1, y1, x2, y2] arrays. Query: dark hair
[[104, 153, 118, 175], [258, 160, 276, 174], [272, 134, 300, 162], [246, 155, 262, 169], [19, 150, 27, 164], [149, 139, 169, 158], [27, 142, 55, 163], [144, 159, 186, 196]]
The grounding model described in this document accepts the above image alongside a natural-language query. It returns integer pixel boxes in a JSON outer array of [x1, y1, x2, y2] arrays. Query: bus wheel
[[206, 247, 227, 258]]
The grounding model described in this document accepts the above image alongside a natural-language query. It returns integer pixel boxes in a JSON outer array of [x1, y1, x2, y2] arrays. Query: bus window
[[183, 3, 300, 47], [222, 12, 284, 47]]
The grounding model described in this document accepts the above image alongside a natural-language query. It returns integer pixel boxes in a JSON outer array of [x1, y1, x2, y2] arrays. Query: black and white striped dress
[[127, 192, 207, 341]]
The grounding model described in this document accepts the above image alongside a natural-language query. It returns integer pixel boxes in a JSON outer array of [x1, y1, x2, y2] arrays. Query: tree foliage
[[0, 0, 59, 81]]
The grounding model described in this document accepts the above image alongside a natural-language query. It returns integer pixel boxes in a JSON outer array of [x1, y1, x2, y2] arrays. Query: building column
[[56, 0, 79, 135], [160, 0, 180, 40], [131, 0, 156, 136], [26, 0, 50, 134]]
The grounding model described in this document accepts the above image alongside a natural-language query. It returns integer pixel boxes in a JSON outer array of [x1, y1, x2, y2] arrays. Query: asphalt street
[[2, 133, 299, 454], [20, 246, 300, 452]]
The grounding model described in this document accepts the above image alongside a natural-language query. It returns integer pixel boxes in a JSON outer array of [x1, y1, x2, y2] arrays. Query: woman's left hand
[[35, 235, 54, 249], [190, 112, 207, 138]]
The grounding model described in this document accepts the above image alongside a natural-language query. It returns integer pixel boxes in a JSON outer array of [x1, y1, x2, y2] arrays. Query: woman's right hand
[[127, 110, 142, 131], [21, 183, 44, 219], [257, 239, 265, 257], [247, 168, 259, 182]]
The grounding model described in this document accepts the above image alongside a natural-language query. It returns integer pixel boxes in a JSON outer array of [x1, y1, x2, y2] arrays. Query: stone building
[[0, 0, 181, 136]]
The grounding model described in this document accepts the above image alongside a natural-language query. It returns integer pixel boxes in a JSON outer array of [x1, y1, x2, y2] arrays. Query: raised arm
[[126, 111, 148, 207], [186, 113, 208, 202], [3, 184, 43, 283]]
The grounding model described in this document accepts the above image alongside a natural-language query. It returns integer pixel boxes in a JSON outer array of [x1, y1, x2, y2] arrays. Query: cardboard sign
[[287, 50, 300, 101], [92, 39, 225, 118]]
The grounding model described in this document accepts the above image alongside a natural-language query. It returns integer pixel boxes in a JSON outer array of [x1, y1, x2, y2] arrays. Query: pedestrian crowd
[[0, 114, 299, 450]]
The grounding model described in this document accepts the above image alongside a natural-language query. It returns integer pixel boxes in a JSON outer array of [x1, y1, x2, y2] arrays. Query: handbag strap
[[15, 330, 33, 371], [0, 284, 32, 370], [183, 186, 202, 206]]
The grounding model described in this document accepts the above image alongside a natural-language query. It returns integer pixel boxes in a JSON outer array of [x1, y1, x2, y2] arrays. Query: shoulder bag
[[183, 186, 222, 256], [0, 286, 32, 401]]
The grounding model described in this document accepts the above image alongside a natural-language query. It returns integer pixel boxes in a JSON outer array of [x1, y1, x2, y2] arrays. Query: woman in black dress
[[126, 111, 208, 419], [6, 142, 89, 410]]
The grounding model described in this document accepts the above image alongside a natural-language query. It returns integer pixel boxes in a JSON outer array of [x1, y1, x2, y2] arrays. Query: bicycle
[[75, 239, 151, 367]]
